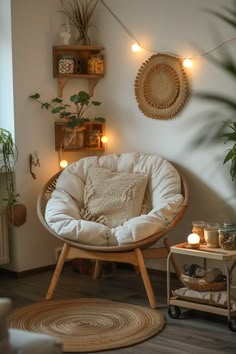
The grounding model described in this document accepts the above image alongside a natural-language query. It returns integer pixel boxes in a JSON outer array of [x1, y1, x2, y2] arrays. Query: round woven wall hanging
[[134, 53, 190, 120]]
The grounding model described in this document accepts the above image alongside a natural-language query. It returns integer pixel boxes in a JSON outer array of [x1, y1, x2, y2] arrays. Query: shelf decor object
[[58, 55, 75, 74], [180, 273, 227, 292], [59, 0, 99, 45], [134, 53, 190, 120]]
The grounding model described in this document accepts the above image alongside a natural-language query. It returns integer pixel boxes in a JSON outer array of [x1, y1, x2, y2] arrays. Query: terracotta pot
[[7, 203, 27, 227]]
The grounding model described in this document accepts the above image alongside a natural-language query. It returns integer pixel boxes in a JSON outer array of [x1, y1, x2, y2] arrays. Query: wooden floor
[[1, 263, 236, 354]]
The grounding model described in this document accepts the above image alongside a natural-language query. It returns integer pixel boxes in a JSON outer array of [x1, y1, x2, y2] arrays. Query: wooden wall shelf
[[55, 121, 105, 152], [53, 45, 105, 97]]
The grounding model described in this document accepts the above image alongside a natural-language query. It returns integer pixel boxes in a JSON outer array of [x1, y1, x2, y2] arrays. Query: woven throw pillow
[[82, 167, 149, 228]]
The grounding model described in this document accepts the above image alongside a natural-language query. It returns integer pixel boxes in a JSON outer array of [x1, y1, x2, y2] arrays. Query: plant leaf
[[223, 149, 234, 164], [204, 8, 236, 29], [92, 101, 101, 106], [52, 97, 63, 103], [29, 93, 40, 99], [194, 92, 236, 110], [51, 106, 64, 114], [41, 102, 50, 109], [78, 91, 90, 103], [70, 94, 80, 104], [229, 156, 236, 180]]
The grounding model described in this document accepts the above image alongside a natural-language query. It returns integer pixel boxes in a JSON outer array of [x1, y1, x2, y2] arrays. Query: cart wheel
[[228, 319, 236, 332], [168, 305, 181, 319]]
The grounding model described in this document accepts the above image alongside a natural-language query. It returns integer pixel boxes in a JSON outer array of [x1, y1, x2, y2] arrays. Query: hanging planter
[[7, 203, 27, 227]]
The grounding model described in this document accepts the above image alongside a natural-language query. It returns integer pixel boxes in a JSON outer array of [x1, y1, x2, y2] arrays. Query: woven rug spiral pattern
[[8, 298, 165, 352], [134, 53, 190, 120]]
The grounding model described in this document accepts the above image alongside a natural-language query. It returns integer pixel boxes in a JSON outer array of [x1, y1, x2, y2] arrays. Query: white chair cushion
[[45, 152, 184, 246]]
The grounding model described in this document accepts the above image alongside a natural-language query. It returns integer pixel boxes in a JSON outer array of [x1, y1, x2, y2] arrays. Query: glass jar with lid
[[218, 225, 236, 250], [192, 220, 206, 244], [88, 54, 104, 74]]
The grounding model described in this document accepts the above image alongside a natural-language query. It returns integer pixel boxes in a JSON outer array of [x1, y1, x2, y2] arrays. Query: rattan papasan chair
[[37, 152, 188, 308]]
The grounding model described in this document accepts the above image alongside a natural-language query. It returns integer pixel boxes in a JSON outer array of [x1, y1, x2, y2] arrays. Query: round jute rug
[[8, 298, 165, 352]]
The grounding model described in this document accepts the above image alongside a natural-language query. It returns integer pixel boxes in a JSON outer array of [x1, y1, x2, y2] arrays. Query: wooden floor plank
[[1, 264, 236, 353]]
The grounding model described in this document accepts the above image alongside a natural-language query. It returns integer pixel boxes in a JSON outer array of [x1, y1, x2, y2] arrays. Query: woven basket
[[180, 273, 227, 292]]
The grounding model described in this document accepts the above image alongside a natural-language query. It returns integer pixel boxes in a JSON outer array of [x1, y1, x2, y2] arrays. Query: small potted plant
[[0, 128, 27, 226], [59, 0, 99, 45], [29, 90, 105, 149]]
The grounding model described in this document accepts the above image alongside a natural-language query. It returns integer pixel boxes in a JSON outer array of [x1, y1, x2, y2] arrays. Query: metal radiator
[[0, 211, 9, 265]]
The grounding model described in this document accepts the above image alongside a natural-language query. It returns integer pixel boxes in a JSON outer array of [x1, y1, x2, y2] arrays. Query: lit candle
[[187, 233, 200, 249]]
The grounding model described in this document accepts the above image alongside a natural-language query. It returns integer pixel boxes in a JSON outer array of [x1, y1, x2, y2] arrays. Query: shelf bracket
[[89, 78, 100, 97], [57, 78, 69, 97]]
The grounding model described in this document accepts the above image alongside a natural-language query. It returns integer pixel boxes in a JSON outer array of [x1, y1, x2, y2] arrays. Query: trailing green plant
[[0, 128, 19, 206], [29, 90, 105, 129], [0, 129, 27, 226], [59, 0, 99, 44], [194, 2, 236, 182], [222, 122, 236, 181]]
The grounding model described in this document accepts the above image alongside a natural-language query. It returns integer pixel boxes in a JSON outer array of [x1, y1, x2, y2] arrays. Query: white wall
[[95, 0, 236, 271], [3, 0, 235, 272]]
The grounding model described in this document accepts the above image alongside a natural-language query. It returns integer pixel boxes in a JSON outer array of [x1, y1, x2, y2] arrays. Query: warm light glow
[[60, 159, 68, 169], [187, 233, 200, 245], [183, 58, 193, 68], [131, 43, 141, 52], [101, 135, 108, 144]]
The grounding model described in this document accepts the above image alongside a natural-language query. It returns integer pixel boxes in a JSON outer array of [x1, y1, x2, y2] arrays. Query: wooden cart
[[167, 243, 236, 331]]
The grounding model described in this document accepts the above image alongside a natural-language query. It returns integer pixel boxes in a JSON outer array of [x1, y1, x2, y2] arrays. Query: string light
[[100, 0, 236, 63], [183, 58, 193, 68], [59, 159, 68, 169], [131, 43, 141, 52], [101, 135, 108, 144]]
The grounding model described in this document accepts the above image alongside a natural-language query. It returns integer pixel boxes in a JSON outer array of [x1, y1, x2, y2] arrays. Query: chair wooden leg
[[164, 238, 182, 279], [45, 243, 70, 300], [93, 260, 101, 280], [134, 248, 157, 309]]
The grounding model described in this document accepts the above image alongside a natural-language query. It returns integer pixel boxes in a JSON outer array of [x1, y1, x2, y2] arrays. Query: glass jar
[[86, 130, 100, 148], [88, 54, 104, 74], [218, 226, 236, 250], [192, 220, 206, 244], [58, 55, 75, 74], [203, 222, 221, 248], [207, 222, 221, 229]]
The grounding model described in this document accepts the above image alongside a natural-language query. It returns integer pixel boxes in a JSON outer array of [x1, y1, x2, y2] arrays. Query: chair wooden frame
[[37, 168, 188, 309]]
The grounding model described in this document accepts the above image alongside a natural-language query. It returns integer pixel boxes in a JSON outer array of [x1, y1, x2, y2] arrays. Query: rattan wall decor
[[134, 53, 190, 120]]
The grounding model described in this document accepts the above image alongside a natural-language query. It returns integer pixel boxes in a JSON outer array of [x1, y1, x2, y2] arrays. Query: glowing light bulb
[[60, 159, 68, 169], [131, 43, 141, 52], [187, 233, 200, 249], [101, 135, 108, 144], [183, 58, 192, 68]]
